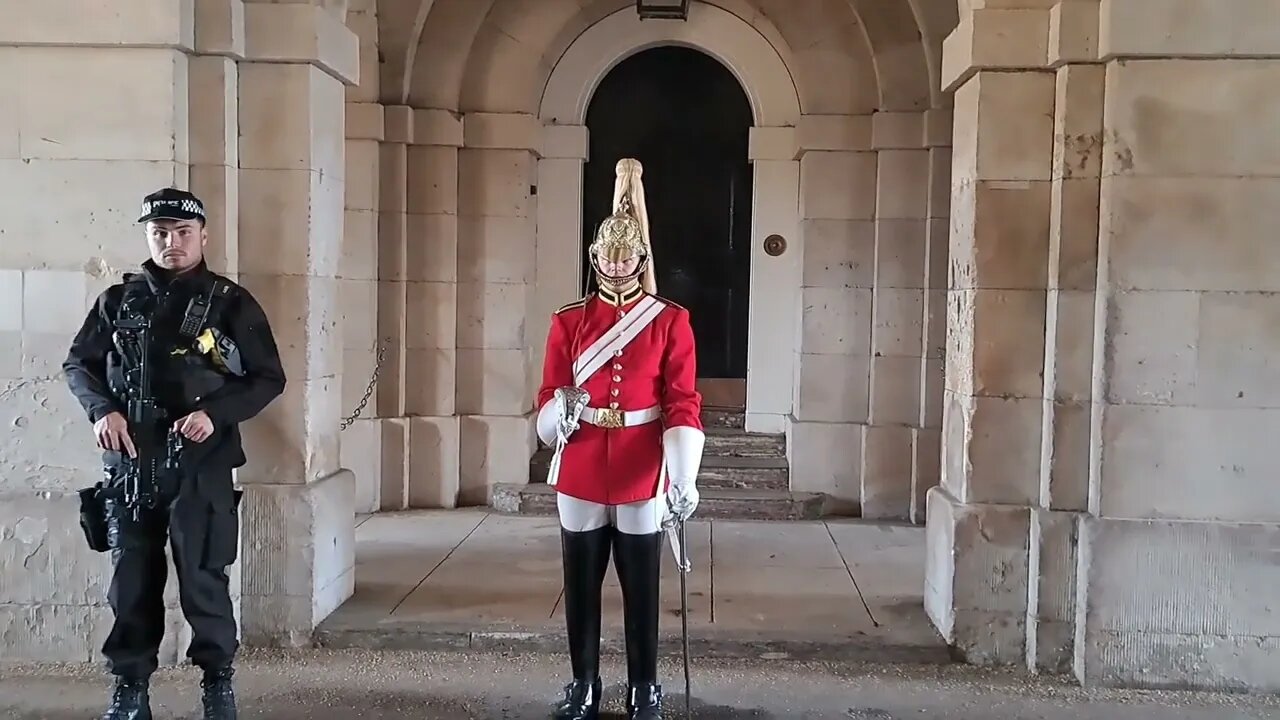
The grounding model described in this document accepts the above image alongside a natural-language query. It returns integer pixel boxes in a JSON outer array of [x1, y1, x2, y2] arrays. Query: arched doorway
[[581, 46, 754, 407]]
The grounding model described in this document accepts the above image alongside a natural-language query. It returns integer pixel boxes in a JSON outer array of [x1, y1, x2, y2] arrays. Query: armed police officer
[[63, 188, 286, 720]]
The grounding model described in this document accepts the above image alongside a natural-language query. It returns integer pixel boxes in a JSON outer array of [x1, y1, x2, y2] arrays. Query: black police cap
[[137, 188, 206, 224]]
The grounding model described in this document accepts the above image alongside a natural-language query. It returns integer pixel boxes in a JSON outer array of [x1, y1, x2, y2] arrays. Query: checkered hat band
[[144, 199, 203, 215]]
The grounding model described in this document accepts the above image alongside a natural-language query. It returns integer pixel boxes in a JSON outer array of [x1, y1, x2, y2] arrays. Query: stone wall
[[926, 0, 1280, 692], [0, 0, 361, 661], [789, 110, 951, 520]]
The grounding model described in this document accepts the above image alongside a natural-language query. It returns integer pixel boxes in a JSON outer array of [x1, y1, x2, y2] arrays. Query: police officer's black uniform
[[63, 188, 286, 720]]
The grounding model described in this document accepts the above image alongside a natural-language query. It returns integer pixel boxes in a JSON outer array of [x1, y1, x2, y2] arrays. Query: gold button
[[609, 401, 619, 410], [611, 388, 619, 397], [612, 375, 622, 382]]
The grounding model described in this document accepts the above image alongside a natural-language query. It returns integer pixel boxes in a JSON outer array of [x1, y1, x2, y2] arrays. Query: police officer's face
[[146, 219, 206, 272]]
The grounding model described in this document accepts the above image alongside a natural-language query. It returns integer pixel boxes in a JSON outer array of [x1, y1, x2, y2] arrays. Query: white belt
[[580, 405, 660, 429]]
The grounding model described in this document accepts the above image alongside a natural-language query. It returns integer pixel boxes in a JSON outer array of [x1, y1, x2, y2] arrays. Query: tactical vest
[[106, 275, 242, 420]]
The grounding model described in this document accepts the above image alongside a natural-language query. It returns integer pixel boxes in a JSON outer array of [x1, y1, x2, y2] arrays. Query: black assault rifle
[[112, 307, 183, 522]]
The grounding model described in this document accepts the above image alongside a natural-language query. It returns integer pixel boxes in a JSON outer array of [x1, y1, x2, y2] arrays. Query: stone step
[[491, 483, 828, 521], [528, 450, 788, 491], [705, 426, 786, 457], [702, 409, 744, 429], [695, 455, 789, 491]]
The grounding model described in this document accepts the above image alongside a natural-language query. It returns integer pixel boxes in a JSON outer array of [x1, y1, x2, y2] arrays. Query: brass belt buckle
[[595, 407, 624, 429]]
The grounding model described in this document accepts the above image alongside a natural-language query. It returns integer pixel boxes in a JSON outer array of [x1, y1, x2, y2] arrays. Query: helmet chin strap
[[594, 255, 649, 294]]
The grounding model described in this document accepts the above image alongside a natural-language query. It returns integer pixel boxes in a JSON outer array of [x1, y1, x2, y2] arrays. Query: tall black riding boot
[[201, 665, 237, 720], [100, 676, 152, 720], [614, 530, 664, 720], [553, 525, 612, 720]]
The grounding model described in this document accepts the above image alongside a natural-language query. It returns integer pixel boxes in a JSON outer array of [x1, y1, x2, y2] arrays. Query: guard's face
[[595, 251, 641, 279], [146, 219, 206, 272]]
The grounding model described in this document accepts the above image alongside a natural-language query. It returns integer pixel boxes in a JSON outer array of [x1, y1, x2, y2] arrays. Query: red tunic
[[537, 289, 703, 505]]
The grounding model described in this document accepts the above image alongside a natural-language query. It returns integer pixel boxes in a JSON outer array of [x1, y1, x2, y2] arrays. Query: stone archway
[[532, 1, 804, 434]]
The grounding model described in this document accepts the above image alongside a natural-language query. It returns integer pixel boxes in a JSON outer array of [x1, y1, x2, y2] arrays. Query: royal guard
[[536, 158, 705, 720]]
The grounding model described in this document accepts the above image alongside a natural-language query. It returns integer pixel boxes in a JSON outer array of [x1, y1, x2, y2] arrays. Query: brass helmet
[[589, 158, 656, 294]]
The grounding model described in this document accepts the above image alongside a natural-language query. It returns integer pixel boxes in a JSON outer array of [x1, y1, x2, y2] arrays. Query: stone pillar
[[190, 0, 244, 278], [932, 0, 1280, 691], [455, 113, 539, 505], [0, 0, 197, 663], [912, 108, 953, 524], [340, 100, 383, 513], [1028, 7, 1104, 671], [789, 115, 878, 514], [1072, 0, 1280, 691], [745, 126, 802, 435], [375, 105, 411, 509], [405, 108, 463, 508], [927, 2, 1058, 663], [863, 111, 931, 520], [235, 0, 358, 644], [532, 126, 588, 385], [337, 0, 384, 514]]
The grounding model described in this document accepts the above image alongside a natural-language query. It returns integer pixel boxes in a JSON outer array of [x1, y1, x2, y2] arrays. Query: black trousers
[[101, 467, 241, 679]]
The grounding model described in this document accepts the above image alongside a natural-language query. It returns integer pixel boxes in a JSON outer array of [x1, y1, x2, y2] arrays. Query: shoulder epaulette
[[210, 278, 237, 299], [650, 294, 685, 311], [554, 297, 588, 315]]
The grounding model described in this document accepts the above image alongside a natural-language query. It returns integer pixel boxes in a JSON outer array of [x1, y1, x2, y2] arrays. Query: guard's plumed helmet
[[589, 158, 656, 294]]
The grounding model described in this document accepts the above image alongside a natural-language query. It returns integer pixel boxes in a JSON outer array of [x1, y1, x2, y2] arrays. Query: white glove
[[667, 480, 699, 521], [553, 387, 589, 442], [663, 426, 705, 522]]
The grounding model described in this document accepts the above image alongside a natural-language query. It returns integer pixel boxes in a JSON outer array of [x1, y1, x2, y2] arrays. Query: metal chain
[[339, 339, 387, 431]]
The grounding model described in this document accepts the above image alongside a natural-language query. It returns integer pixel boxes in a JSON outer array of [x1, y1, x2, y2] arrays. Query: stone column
[[1073, 0, 1280, 691], [340, 100, 383, 513], [190, 0, 244, 278], [789, 115, 878, 515], [235, 0, 358, 644], [405, 109, 463, 508], [373, 104, 412, 510], [0, 0, 196, 663], [337, 0, 384, 514], [532, 125, 589, 382], [455, 113, 539, 505], [926, 2, 1059, 664], [864, 111, 931, 520], [912, 108, 953, 524], [1028, 3, 1104, 672]]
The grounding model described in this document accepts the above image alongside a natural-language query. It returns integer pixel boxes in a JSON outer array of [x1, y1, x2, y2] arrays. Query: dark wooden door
[[583, 46, 753, 396]]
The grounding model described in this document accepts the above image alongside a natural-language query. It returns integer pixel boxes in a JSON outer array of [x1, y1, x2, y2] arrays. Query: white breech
[[556, 493, 665, 535]]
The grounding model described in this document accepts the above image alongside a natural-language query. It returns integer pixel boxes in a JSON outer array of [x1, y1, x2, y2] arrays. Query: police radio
[[179, 293, 212, 339]]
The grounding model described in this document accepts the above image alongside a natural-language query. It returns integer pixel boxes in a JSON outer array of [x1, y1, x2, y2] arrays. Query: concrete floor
[[318, 510, 944, 660], [3, 647, 1279, 719]]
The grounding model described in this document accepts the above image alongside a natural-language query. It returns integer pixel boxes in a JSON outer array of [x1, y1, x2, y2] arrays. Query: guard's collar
[[597, 283, 643, 307]]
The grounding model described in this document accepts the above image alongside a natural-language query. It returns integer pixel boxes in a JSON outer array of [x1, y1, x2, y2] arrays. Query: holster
[[77, 483, 110, 553]]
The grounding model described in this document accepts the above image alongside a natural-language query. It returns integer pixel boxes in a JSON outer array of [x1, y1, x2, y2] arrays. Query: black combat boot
[[552, 525, 612, 720], [614, 530, 664, 720], [552, 677, 604, 720], [101, 676, 152, 720], [201, 666, 237, 720], [627, 682, 664, 720]]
